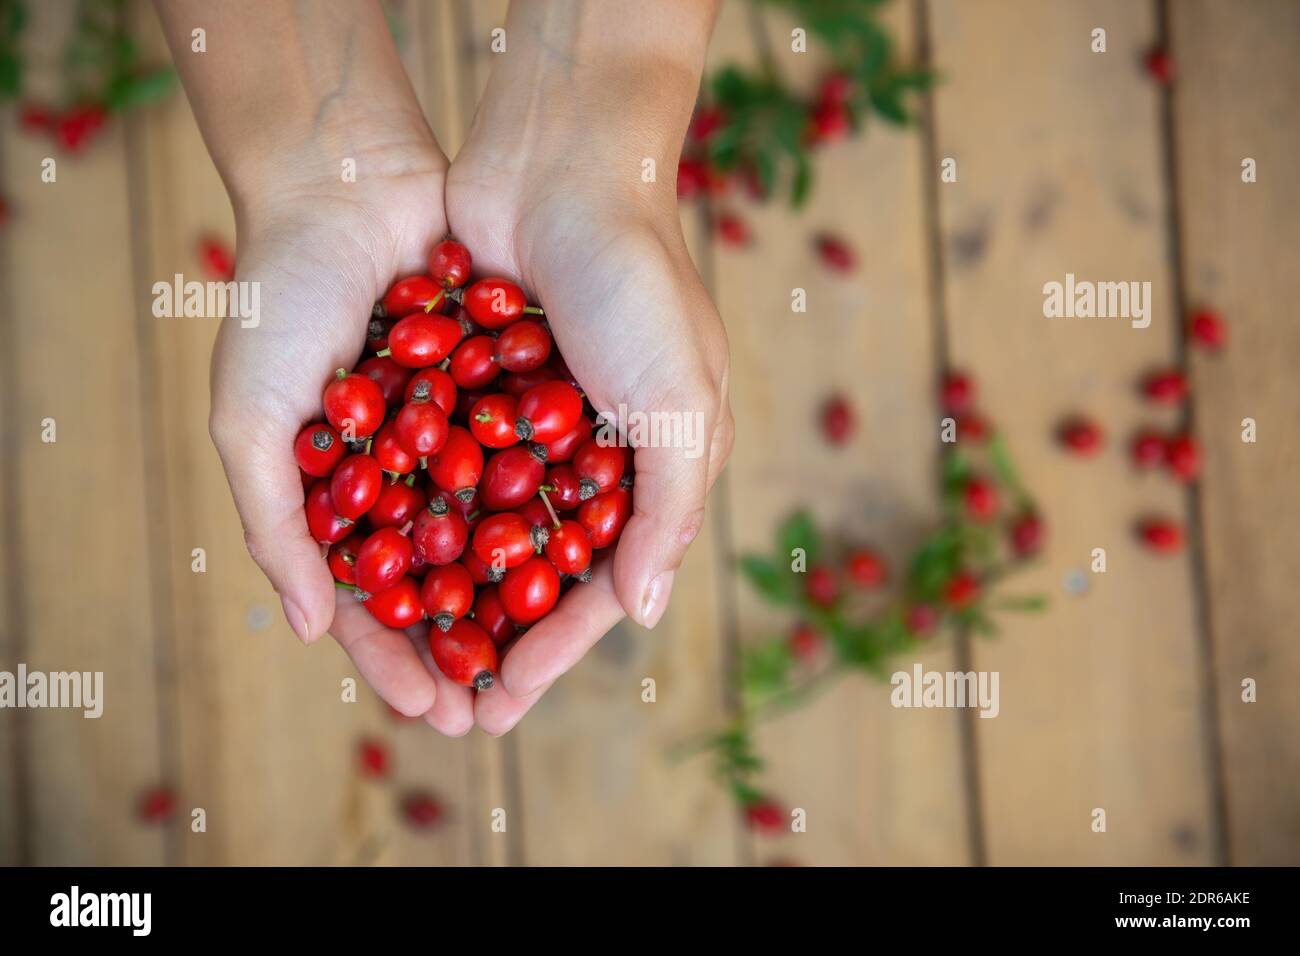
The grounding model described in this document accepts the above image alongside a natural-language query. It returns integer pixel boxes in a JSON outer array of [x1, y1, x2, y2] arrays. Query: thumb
[[211, 417, 337, 644], [611, 419, 711, 629]]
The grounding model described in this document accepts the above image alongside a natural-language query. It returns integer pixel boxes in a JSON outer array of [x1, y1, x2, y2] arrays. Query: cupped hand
[[446, 126, 734, 735], [209, 134, 477, 736]]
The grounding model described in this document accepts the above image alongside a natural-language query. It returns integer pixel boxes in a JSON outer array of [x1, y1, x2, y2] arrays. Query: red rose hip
[[499, 556, 562, 626], [362, 577, 424, 629], [354, 526, 415, 596], [419, 562, 475, 632], [430, 619, 499, 689], [323, 369, 386, 439], [428, 238, 472, 290], [295, 422, 346, 477], [330, 454, 384, 521], [515, 381, 583, 443]]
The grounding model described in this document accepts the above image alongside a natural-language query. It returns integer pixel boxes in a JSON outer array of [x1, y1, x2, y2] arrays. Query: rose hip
[[357, 354, 413, 407], [576, 486, 631, 549], [449, 335, 501, 389], [845, 549, 886, 588], [515, 381, 583, 443], [386, 313, 463, 368], [395, 399, 450, 461], [473, 586, 515, 645], [545, 520, 593, 577], [367, 477, 425, 529], [382, 276, 443, 318], [500, 363, 561, 398], [1131, 431, 1166, 469], [470, 393, 519, 449], [362, 577, 424, 629], [404, 367, 458, 416], [473, 512, 539, 571], [461, 548, 504, 586], [330, 454, 384, 521], [544, 464, 583, 510], [306, 479, 354, 544], [464, 278, 538, 330], [1059, 417, 1104, 456], [1164, 434, 1200, 481], [366, 318, 391, 353], [428, 426, 484, 502], [1138, 518, 1184, 554], [963, 477, 999, 522], [295, 422, 346, 477], [354, 526, 414, 596], [428, 238, 472, 290], [495, 320, 552, 372], [1143, 368, 1189, 404], [541, 415, 592, 464], [480, 444, 546, 511], [941, 371, 974, 414], [499, 555, 562, 625], [328, 532, 366, 585], [420, 562, 475, 632], [412, 495, 468, 565], [430, 619, 499, 689], [574, 439, 626, 500], [323, 369, 386, 439]]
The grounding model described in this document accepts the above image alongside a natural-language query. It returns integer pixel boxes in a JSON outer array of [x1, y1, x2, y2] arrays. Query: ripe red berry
[[449, 335, 501, 389], [576, 486, 632, 549], [357, 354, 414, 407], [197, 235, 235, 281], [957, 413, 990, 443], [428, 238, 472, 290], [403, 367, 457, 416], [574, 439, 627, 500], [1145, 47, 1175, 85], [367, 477, 425, 529], [1131, 431, 1167, 468], [473, 512, 539, 572], [515, 381, 583, 443], [412, 496, 468, 566], [744, 799, 786, 833], [814, 233, 855, 273], [19, 101, 53, 132], [430, 618, 499, 689], [807, 100, 850, 144], [138, 785, 177, 823], [542, 415, 593, 464], [544, 464, 583, 510], [941, 371, 974, 414], [382, 276, 443, 318], [330, 454, 383, 521], [358, 738, 391, 778], [1188, 308, 1226, 351], [473, 586, 516, 645], [323, 369, 386, 438], [480, 445, 546, 511], [427, 426, 483, 502], [328, 532, 366, 585], [944, 571, 980, 609], [788, 622, 821, 660], [845, 549, 886, 588], [464, 278, 534, 330], [1138, 517, 1184, 554], [1143, 368, 1189, 405], [817, 72, 854, 107], [716, 212, 750, 247], [544, 520, 594, 577], [362, 577, 424, 629], [370, 422, 416, 477], [495, 320, 552, 373], [401, 791, 444, 829], [820, 394, 855, 445], [500, 362, 562, 398], [1009, 513, 1044, 558], [499, 556, 562, 625], [54, 104, 106, 153], [1059, 417, 1104, 456], [386, 313, 464, 368], [963, 477, 999, 522], [805, 564, 838, 607], [905, 604, 938, 637], [354, 526, 415, 596], [461, 548, 504, 586], [677, 157, 709, 199], [419, 562, 475, 632], [688, 105, 726, 142], [394, 399, 450, 461], [1164, 434, 1201, 481], [470, 393, 520, 449], [294, 422, 346, 477], [305, 479, 354, 544]]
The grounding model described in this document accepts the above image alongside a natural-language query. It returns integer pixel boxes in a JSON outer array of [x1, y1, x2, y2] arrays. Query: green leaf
[[740, 640, 793, 697], [988, 432, 1022, 493], [790, 153, 813, 208], [7, 0, 26, 36], [993, 593, 1049, 613], [776, 510, 819, 565], [104, 68, 175, 111], [737, 555, 796, 604], [907, 528, 962, 601], [0, 49, 18, 97], [869, 85, 909, 125]]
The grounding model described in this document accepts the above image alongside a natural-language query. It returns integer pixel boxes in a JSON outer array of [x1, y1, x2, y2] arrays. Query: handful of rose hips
[[294, 239, 633, 692]]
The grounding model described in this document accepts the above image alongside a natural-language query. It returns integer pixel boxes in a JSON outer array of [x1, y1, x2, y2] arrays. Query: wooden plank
[[709, 0, 972, 865], [1169, 0, 1300, 865], [929, 0, 1215, 864], [0, 0, 166, 865], [126, 0, 489, 864]]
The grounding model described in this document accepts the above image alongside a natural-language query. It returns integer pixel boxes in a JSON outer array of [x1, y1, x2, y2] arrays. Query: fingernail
[[281, 595, 311, 644], [641, 571, 674, 629]]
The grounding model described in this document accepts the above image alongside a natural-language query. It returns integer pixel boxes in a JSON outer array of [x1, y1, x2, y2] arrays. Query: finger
[[474, 678, 555, 737], [705, 402, 735, 492], [611, 406, 712, 629], [330, 592, 438, 717], [211, 419, 337, 644], [499, 559, 626, 698], [412, 626, 476, 736]]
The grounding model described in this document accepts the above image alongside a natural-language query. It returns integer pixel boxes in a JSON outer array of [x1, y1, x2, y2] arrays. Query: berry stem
[[375, 348, 392, 358], [421, 289, 447, 313], [538, 488, 562, 530], [523, 305, 544, 316]]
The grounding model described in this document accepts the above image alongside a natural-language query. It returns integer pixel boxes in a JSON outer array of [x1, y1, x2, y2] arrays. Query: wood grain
[[928, 0, 1215, 864], [709, 0, 972, 866], [0, 0, 166, 865], [1169, 0, 1300, 865]]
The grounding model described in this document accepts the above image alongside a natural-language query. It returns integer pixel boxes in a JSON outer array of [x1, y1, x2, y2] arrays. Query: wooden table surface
[[1, 0, 1297, 866]]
